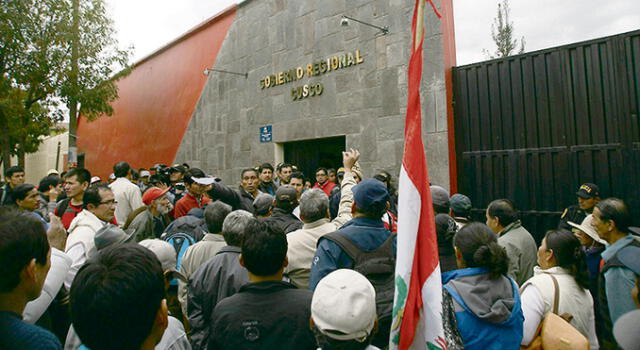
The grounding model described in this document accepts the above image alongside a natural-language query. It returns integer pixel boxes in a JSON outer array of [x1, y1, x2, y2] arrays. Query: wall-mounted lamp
[[203, 68, 248, 78], [341, 15, 389, 35]]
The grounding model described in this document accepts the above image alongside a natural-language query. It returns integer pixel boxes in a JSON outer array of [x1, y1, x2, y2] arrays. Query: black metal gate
[[453, 30, 640, 242]]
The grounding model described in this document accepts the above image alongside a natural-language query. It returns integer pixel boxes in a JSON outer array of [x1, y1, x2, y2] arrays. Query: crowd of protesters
[[0, 148, 639, 350]]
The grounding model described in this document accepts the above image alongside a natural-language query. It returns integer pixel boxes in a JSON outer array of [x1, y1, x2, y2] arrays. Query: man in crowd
[[178, 201, 232, 315], [485, 199, 537, 285], [13, 184, 49, 230], [430, 185, 450, 214], [37, 175, 62, 220], [138, 169, 151, 192], [188, 210, 253, 350], [207, 168, 260, 213], [592, 198, 640, 335], [0, 165, 25, 205], [207, 219, 316, 349], [258, 163, 278, 196], [69, 244, 169, 350], [275, 163, 293, 186], [311, 270, 379, 350], [450, 193, 472, 229], [55, 168, 91, 229], [261, 185, 302, 234], [109, 161, 144, 227], [289, 171, 305, 219], [252, 193, 274, 218], [0, 208, 62, 349], [64, 184, 116, 290], [313, 167, 336, 197], [174, 168, 212, 218], [559, 183, 600, 231], [286, 149, 358, 289], [125, 187, 173, 241]]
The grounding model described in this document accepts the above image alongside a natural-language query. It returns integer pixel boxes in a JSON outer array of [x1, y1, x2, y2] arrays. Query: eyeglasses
[[99, 200, 118, 206]]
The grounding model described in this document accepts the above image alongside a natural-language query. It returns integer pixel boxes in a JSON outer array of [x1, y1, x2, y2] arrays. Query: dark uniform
[[558, 205, 588, 231]]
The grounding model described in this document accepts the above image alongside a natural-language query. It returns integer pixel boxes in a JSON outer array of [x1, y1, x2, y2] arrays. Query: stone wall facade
[[175, 0, 450, 189]]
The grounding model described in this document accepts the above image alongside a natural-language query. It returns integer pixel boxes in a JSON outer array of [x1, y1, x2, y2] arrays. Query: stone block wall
[[175, 0, 450, 189]]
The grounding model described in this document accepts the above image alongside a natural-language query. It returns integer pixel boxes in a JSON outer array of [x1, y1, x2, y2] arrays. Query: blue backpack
[[163, 232, 196, 286]]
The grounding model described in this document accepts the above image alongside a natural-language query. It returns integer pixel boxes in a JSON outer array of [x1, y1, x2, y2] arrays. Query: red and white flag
[[389, 1, 444, 349]]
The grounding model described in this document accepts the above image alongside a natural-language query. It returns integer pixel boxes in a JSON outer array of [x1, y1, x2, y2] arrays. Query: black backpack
[[322, 232, 396, 348]]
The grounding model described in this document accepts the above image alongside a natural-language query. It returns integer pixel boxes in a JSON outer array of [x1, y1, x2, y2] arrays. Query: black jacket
[[558, 204, 587, 231], [207, 281, 315, 350], [260, 208, 302, 234], [208, 183, 256, 213]]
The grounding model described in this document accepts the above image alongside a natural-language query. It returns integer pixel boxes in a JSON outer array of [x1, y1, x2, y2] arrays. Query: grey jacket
[[497, 220, 537, 286], [187, 246, 249, 350]]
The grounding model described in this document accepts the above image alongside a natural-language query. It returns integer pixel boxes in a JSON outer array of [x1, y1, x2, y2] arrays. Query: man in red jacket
[[313, 167, 336, 197]]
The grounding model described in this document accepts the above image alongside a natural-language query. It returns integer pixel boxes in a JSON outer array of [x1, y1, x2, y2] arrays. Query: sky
[[105, 0, 640, 66]]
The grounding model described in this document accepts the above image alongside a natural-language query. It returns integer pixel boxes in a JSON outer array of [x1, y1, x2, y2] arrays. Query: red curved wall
[[77, 6, 236, 178]]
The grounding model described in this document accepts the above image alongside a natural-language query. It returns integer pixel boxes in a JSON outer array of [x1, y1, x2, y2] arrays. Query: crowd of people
[[0, 148, 639, 350]]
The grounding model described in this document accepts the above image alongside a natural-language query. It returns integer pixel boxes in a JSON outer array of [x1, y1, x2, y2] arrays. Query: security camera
[[341, 16, 349, 27]]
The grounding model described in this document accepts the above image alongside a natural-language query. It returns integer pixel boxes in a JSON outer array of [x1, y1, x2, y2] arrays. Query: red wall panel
[[77, 6, 236, 178]]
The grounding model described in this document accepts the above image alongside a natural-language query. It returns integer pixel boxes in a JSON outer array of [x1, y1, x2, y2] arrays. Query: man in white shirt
[[109, 161, 144, 227], [64, 184, 116, 290]]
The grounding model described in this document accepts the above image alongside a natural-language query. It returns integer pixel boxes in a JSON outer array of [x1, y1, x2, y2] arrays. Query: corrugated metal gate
[[452, 30, 640, 242]]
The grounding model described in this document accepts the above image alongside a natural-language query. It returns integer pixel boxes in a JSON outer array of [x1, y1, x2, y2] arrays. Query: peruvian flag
[[389, 0, 445, 349]]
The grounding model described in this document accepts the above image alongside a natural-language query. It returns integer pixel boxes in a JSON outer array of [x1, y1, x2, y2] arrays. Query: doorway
[[283, 136, 345, 181]]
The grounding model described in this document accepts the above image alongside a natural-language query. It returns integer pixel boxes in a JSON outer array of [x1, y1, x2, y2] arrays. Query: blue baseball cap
[[352, 178, 389, 213]]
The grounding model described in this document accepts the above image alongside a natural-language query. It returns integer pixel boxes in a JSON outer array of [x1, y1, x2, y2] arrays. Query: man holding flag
[[390, 0, 448, 349]]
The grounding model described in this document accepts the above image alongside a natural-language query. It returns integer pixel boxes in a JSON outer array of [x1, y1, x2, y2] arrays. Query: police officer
[[558, 183, 600, 231]]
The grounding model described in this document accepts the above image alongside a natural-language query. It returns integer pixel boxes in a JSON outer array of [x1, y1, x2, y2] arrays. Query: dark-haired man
[[109, 161, 144, 227], [55, 168, 91, 229], [13, 184, 49, 230], [69, 243, 169, 350], [0, 165, 25, 205], [313, 167, 336, 197], [275, 163, 293, 186], [0, 209, 62, 349], [486, 199, 537, 286], [37, 175, 62, 221], [559, 183, 601, 231], [173, 168, 212, 218], [64, 184, 116, 290], [207, 168, 260, 213], [207, 219, 316, 350], [258, 163, 278, 196], [260, 185, 302, 234], [188, 210, 253, 350]]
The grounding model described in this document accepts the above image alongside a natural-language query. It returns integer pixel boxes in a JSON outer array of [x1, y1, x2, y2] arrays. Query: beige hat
[[568, 214, 607, 245], [139, 239, 187, 282], [311, 269, 376, 342]]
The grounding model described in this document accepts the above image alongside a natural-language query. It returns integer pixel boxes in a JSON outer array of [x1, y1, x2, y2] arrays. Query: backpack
[[322, 231, 396, 348], [162, 232, 196, 286]]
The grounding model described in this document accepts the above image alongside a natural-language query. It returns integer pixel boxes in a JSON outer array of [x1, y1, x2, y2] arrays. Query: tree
[[0, 0, 130, 168], [483, 0, 525, 59]]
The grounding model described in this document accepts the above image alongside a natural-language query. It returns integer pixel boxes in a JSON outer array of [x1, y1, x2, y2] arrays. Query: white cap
[[47, 169, 59, 176], [109, 173, 116, 180], [311, 269, 376, 342], [139, 239, 186, 282], [140, 170, 151, 177], [192, 176, 220, 185], [90, 176, 101, 184], [614, 309, 640, 350], [568, 214, 607, 245]]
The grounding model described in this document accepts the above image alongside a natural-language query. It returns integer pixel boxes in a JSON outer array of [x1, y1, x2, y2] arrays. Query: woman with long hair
[[441, 222, 523, 349], [520, 229, 599, 349]]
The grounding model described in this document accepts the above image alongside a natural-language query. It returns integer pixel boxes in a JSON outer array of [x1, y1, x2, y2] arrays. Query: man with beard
[[125, 187, 172, 241], [207, 168, 261, 213]]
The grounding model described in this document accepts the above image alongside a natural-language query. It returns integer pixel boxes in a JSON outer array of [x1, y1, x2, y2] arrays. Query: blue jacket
[[601, 234, 640, 323], [309, 217, 394, 290], [442, 267, 523, 350]]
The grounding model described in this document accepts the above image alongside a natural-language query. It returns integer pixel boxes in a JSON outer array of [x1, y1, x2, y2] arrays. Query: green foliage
[[0, 0, 131, 166], [483, 0, 526, 59]]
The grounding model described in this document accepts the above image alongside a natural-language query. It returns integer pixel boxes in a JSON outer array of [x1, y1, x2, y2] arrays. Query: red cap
[[142, 187, 170, 205]]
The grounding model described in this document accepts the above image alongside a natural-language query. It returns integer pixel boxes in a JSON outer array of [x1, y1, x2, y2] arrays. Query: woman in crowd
[[520, 229, 599, 349], [442, 222, 523, 349]]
